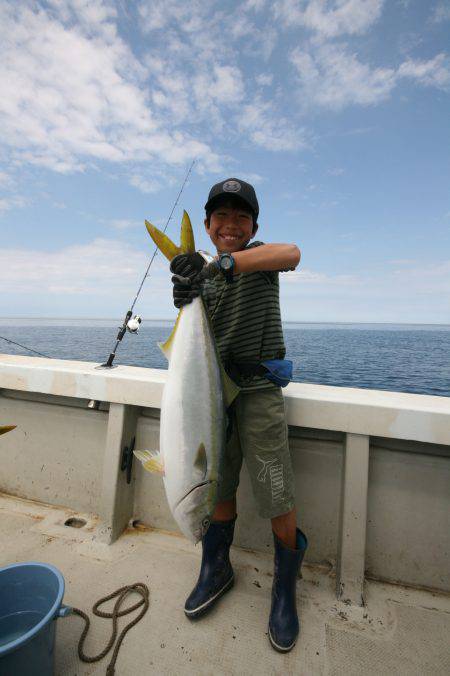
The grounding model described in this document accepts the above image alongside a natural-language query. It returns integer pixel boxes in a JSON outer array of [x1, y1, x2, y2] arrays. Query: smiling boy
[[170, 178, 308, 653]]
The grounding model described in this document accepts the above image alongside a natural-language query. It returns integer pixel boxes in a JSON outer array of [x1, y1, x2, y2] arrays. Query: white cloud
[[238, 96, 308, 151], [273, 0, 385, 37], [236, 172, 265, 184], [0, 194, 26, 213], [129, 175, 163, 194], [0, 171, 14, 189], [397, 54, 450, 89], [290, 42, 450, 110], [0, 2, 219, 178], [244, 0, 268, 10], [0, 239, 169, 295], [109, 219, 141, 230], [281, 259, 450, 296], [256, 73, 274, 86], [282, 268, 359, 284], [291, 42, 396, 109], [430, 2, 450, 24], [389, 259, 450, 295], [0, 0, 298, 191], [279, 259, 450, 321]]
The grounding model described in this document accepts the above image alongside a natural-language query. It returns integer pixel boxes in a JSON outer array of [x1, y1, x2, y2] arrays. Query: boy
[[170, 178, 308, 653]]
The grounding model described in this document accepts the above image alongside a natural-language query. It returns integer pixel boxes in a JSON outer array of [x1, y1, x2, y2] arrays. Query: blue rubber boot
[[184, 517, 236, 619], [268, 527, 308, 652]]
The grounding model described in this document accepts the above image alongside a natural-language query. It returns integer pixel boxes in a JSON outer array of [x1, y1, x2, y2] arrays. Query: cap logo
[[222, 180, 241, 193]]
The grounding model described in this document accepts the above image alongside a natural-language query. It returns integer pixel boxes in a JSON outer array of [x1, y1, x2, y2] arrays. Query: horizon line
[[1, 316, 449, 327]]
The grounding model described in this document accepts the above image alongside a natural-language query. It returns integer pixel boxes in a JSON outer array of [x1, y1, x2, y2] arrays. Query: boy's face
[[204, 199, 258, 253]]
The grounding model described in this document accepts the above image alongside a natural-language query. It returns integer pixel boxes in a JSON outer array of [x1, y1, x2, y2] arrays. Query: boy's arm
[[231, 243, 301, 274]]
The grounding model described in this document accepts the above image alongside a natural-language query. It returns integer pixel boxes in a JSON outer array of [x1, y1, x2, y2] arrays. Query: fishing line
[[98, 159, 196, 369], [0, 334, 51, 359]]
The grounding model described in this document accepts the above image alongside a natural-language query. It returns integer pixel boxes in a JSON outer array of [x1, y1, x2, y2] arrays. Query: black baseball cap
[[205, 178, 259, 220]]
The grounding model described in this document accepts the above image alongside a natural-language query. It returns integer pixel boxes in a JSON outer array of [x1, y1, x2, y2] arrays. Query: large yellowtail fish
[[133, 211, 239, 543]]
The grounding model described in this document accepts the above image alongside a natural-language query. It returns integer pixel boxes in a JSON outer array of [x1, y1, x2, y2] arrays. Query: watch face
[[221, 255, 233, 270]]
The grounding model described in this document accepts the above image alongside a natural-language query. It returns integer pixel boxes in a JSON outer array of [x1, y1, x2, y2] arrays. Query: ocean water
[[0, 318, 449, 397]]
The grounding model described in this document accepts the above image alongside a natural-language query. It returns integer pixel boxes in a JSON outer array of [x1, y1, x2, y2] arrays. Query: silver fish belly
[[161, 296, 226, 543]]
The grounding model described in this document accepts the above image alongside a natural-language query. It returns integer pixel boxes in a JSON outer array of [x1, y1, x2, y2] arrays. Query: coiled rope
[[71, 582, 150, 675]]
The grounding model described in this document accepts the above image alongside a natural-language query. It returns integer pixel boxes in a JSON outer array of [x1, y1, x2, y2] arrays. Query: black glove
[[170, 252, 206, 280], [172, 274, 201, 309], [195, 260, 221, 282]]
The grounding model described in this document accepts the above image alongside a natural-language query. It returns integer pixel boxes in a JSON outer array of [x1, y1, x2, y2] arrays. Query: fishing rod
[[98, 159, 195, 370], [85, 161, 196, 410], [0, 163, 195, 407]]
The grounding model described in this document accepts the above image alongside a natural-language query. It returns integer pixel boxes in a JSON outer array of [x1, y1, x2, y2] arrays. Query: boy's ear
[[252, 222, 259, 237], [204, 217, 210, 230]]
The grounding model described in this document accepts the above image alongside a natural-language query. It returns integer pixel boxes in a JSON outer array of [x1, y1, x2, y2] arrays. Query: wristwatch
[[217, 253, 235, 283]]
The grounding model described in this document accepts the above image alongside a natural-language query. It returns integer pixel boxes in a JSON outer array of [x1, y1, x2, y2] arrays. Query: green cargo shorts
[[217, 387, 295, 519]]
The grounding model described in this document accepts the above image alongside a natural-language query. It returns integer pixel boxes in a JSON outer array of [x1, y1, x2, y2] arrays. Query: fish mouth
[[175, 480, 214, 510]]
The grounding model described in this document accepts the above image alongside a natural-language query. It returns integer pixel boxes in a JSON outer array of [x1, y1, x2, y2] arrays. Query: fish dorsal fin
[[145, 220, 182, 262], [0, 425, 16, 436], [220, 364, 240, 408], [133, 449, 165, 475], [158, 308, 183, 361], [193, 442, 207, 480], [180, 210, 196, 253]]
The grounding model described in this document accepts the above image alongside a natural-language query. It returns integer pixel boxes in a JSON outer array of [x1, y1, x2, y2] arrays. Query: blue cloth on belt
[[260, 359, 293, 388], [226, 359, 293, 388]]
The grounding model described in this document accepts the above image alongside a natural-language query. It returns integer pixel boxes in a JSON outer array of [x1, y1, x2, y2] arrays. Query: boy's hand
[[170, 252, 206, 280], [195, 260, 221, 281], [172, 274, 201, 308]]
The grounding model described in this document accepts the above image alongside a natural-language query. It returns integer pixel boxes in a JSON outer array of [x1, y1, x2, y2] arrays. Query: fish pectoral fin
[[145, 220, 182, 262], [0, 425, 16, 436], [193, 442, 208, 481], [158, 308, 183, 361], [220, 364, 241, 408], [133, 450, 165, 476]]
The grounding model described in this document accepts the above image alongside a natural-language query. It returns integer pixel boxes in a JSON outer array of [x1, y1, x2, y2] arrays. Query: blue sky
[[0, 0, 449, 323]]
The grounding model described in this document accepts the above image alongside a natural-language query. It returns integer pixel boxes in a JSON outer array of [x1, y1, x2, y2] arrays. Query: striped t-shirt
[[201, 241, 286, 392]]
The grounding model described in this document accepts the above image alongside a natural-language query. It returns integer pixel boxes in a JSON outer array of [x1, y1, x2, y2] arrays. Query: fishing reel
[[126, 315, 142, 334]]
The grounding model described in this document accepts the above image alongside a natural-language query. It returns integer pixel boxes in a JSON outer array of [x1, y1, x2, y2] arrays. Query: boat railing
[[0, 353, 449, 606]]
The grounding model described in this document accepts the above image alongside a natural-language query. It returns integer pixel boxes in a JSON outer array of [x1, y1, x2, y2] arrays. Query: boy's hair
[[205, 194, 258, 233]]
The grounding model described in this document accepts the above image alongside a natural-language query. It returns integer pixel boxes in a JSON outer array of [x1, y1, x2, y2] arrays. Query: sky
[[0, 0, 449, 324]]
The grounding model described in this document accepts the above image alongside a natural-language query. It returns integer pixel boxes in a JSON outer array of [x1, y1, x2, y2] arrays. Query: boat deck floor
[[1, 493, 449, 675]]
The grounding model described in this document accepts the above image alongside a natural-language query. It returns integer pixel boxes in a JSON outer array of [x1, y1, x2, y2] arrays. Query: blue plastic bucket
[[0, 562, 72, 676]]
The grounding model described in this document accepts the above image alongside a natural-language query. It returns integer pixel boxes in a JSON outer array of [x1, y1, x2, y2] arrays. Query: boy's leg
[[238, 387, 295, 522], [271, 506, 297, 549], [238, 388, 308, 652], [213, 497, 237, 521]]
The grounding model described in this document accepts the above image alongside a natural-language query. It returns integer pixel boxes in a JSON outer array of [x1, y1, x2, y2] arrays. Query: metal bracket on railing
[[121, 436, 136, 485]]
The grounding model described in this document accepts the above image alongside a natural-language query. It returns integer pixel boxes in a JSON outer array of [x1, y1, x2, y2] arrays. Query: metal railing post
[[336, 432, 370, 605], [98, 403, 140, 544]]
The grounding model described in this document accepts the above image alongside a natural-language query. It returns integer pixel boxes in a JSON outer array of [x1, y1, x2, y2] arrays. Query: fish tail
[[145, 210, 196, 261]]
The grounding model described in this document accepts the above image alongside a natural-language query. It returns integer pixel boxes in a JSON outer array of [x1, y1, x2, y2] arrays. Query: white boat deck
[[1, 493, 449, 676]]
